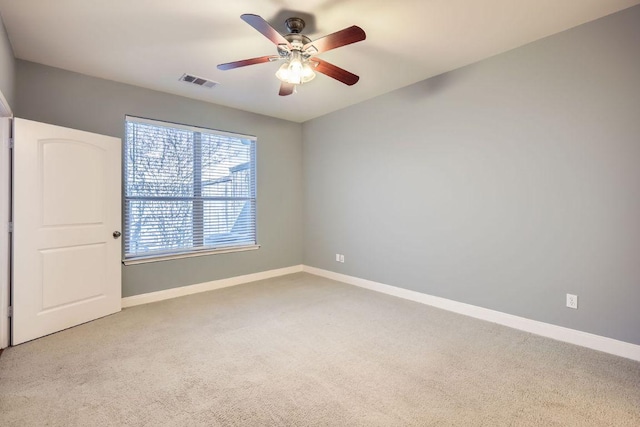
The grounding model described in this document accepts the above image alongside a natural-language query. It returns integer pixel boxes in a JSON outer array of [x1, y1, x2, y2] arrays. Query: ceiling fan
[[217, 14, 366, 96]]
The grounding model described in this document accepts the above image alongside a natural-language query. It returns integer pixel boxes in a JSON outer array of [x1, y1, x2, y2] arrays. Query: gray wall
[[0, 15, 14, 109], [303, 6, 640, 345], [16, 60, 303, 297]]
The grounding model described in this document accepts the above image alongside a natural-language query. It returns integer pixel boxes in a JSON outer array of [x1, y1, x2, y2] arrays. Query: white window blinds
[[124, 116, 257, 262]]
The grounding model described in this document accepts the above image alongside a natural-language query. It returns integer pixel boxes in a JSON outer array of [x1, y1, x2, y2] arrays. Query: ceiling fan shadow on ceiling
[[217, 14, 366, 96]]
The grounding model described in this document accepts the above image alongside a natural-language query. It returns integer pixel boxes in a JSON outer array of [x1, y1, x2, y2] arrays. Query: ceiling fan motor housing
[[280, 22, 312, 59], [284, 33, 311, 45], [282, 18, 312, 55]]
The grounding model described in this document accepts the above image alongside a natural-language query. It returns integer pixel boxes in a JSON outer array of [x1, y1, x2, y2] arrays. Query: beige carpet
[[0, 273, 639, 426]]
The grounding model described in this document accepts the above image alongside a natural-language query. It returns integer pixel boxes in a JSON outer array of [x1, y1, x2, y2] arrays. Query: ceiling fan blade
[[310, 59, 360, 86], [217, 55, 278, 70], [241, 14, 291, 48], [304, 26, 366, 54], [279, 82, 295, 96]]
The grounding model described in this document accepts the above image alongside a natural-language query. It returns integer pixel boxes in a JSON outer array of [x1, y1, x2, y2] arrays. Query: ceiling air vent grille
[[179, 73, 218, 88]]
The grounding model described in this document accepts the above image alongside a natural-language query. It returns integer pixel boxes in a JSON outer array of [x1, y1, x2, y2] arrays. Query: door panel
[[42, 140, 106, 225], [41, 244, 106, 310], [12, 118, 121, 345]]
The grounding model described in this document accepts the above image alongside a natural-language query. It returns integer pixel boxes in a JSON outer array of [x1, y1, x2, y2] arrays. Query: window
[[123, 116, 257, 264]]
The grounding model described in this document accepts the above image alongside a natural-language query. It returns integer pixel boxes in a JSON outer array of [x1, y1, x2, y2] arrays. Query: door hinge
[[7, 306, 12, 318], [8, 222, 13, 233]]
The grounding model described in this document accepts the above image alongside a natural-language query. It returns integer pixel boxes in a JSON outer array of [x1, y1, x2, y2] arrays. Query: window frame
[[122, 116, 258, 265]]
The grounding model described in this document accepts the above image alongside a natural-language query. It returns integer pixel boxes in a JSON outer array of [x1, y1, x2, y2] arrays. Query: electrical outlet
[[566, 294, 578, 309], [339, 254, 345, 263], [335, 254, 340, 262]]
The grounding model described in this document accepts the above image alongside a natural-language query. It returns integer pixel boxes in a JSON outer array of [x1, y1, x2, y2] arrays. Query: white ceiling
[[1, 0, 638, 122]]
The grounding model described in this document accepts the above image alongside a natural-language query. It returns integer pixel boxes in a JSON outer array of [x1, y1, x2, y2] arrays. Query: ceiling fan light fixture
[[276, 50, 315, 85], [275, 62, 294, 84], [301, 62, 316, 82], [275, 59, 316, 85]]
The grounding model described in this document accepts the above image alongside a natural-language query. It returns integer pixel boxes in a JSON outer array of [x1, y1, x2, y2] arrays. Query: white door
[[12, 118, 122, 345], [0, 117, 10, 349]]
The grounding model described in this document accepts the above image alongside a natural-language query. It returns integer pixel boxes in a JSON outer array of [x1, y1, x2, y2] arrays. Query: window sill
[[122, 244, 260, 265]]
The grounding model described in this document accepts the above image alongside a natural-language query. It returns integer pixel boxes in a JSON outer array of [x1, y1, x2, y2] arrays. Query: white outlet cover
[[335, 254, 340, 262], [339, 254, 345, 263], [566, 294, 578, 309]]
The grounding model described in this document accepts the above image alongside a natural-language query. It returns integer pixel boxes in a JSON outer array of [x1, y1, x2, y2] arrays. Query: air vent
[[179, 73, 218, 88]]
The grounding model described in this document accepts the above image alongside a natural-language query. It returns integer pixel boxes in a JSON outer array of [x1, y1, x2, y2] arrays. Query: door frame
[[0, 90, 12, 349]]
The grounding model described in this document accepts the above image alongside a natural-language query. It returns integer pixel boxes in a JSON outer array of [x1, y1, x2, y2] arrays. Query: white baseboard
[[302, 265, 640, 362], [122, 265, 303, 308]]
